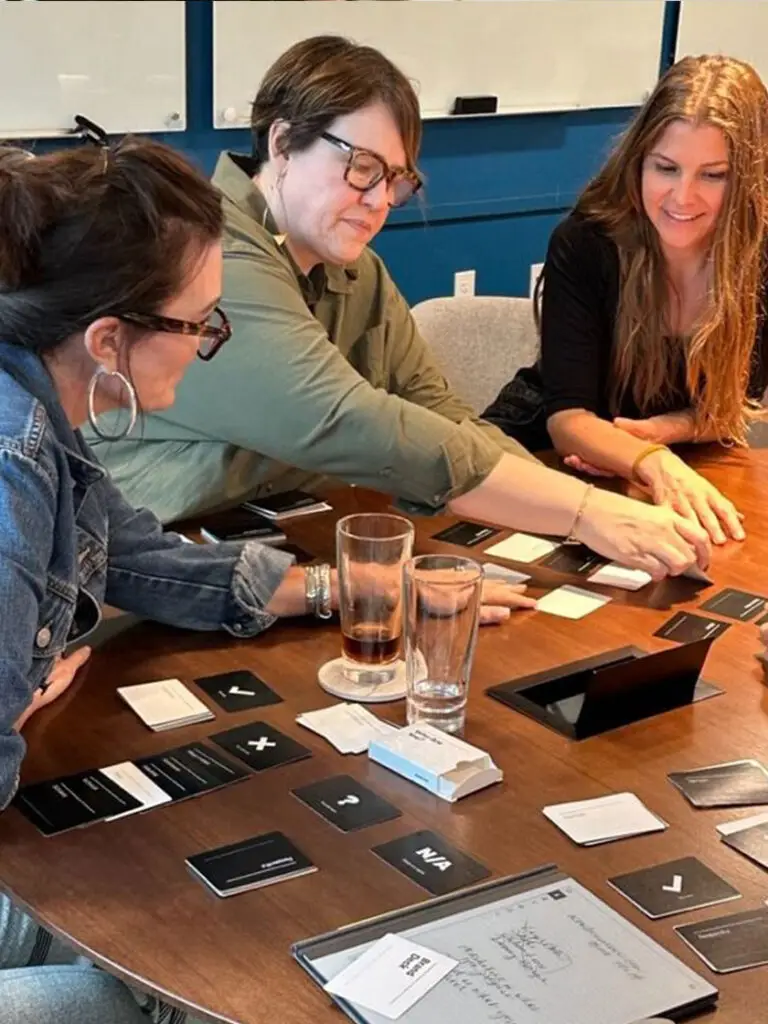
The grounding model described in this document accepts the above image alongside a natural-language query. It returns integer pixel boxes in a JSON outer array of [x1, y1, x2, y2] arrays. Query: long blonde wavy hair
[[575, 55, 768, 443]]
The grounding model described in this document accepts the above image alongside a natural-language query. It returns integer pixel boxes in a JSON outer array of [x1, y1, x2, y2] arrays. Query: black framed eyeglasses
[[117, 305, 232, 361], [321, 132, 423, 208]]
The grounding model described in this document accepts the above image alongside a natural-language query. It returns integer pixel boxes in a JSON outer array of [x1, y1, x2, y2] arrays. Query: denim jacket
[[0, 343, 294, 812]]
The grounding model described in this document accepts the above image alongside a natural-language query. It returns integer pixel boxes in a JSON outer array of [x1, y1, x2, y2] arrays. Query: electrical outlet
[[454, 269, 476, 298], [529, 262, 544, 299]]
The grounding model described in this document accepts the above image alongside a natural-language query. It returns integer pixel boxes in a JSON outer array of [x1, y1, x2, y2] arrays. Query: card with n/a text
[[432, 521, 500, 548], [186, 831, 316, 897], [13, 769, 142, 836], [676, 907, 768, 973], [538, 544, 606, 576], [134, 742, 249, 802], [485, 532, 559, 564], [293, 775, 401, 832], [721, 821, 768, 871], [608, 856, 740, 920], [372, 829, 491, 896], [536, 585, 611, 620], [210, 721, 312, 772], [325, 932, 457, 1020], [654, 611, 730, 644], [194, 670, 283, 713], [700, 588, 768, 622], [668, 760, 768, 808]]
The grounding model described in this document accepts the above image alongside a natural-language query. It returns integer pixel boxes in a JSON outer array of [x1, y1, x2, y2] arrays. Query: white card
[[101, 761, 172, 820], [325, 932, 457, 1020], [484, 532, 559, 563], [588, 563, 653, 591], [717, 811, 768, 837], [117, 678, 213, 730], [482, 562, 531, 584], [543, 792, 666, 846], [297, 703, 398, 754], [536, 585, 611, 620]]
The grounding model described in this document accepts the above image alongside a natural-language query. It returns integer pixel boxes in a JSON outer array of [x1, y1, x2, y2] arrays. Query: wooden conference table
[[2, 445, 768, 1023]]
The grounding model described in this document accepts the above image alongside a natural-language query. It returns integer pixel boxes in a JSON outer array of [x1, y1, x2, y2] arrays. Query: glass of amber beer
[[336, 513, 415, 685]]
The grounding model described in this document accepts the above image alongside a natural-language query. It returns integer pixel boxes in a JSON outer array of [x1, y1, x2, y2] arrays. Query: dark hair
[[0, 137, 223, 353], [251, 35, 422, 171]]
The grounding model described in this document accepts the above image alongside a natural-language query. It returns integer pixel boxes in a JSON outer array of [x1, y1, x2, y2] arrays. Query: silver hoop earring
[[86, 367, 138, 441]]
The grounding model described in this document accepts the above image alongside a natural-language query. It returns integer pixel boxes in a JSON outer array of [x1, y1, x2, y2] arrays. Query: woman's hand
[[563, 454, 617, 478], [613, 411, 697, 445], [575, 487, 710, 580], [635, 448, 744, 544], [477, 580, 537, 624], [14, 646, 92, 732]]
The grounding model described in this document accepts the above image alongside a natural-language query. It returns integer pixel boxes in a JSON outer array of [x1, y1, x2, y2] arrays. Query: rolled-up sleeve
[[159, 246, 506, 511]]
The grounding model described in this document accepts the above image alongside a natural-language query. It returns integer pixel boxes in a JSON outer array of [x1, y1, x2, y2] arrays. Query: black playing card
[[608, 856, 740, 919], [668, 760, 768, 808], [722, 822, 768, 870], [14, 770, 141, 836], [194, 670, 282, 712], [293, 775, 401, 832], [700, 588, 768, 622], [186, 830, 316, 897], [676, 907, 768, 973], [372, 829, 491, 896], [134, 742, 249, 802], [654, 611, 730, 644], [432, 521, 500, 548], [538, 544, 606, 575], [210, 721, 311, 772]]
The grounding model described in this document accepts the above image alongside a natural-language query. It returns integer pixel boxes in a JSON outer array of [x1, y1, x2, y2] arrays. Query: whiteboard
[[0, 1, 186, 139], [212, 0, 665, 127], [677, 0, 768, 86]]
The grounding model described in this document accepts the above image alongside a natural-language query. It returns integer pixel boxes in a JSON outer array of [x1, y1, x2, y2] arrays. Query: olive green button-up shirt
[[90, 152, 536, 523]]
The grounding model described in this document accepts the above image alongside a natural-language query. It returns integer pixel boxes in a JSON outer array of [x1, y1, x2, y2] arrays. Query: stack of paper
[[297, 703, 399, 754], [117, 678, 214, 731], [543, 792, 667, 845]]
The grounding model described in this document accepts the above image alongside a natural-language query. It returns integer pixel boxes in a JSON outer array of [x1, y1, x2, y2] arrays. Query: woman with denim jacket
[[0, 138, 540, 1023]]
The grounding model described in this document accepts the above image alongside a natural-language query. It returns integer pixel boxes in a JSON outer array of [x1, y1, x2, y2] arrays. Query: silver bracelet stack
[[304, 562, 333, 620]]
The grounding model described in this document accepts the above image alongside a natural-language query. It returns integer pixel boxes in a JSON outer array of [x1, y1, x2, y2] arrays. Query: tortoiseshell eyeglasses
[[117, 305, 232, 361]]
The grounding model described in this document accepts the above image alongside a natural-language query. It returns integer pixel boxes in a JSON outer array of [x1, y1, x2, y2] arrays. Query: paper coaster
[[317, 658, 407, 703]]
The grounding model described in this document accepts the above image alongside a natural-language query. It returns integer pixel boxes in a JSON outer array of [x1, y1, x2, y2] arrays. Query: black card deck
[[700, 588, 768, 622], [668, 760, 768, 808], [432, 521, 500, 548], [186, 830, 316, 897], [14, 770, 142, 836], [134, 743, 249, 802], [722, 821, 768, 870], [538, 545, 606, 575], [372, 829, 491, 896], [293, 775, 401, 832], [195, 670, 282, 712], [654, 611, 730, 644], [608, 856, 740, 919], [676, 907, 768, 973], [210, 721, 312, 772]]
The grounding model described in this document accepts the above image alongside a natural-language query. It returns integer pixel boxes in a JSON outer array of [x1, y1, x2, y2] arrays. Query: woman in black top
[[485, 55, 768, 545]]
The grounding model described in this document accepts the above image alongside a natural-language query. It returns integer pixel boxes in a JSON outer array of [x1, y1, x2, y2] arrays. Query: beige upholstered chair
[[410, 295, 539, 414]]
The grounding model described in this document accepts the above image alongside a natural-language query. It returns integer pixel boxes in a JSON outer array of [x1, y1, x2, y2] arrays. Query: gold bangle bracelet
[[631, 443, 668, 481]]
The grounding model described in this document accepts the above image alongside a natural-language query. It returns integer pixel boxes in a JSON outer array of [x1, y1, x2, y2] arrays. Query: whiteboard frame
[[0, 0, 186, 140], [212, 0, 665, 129]]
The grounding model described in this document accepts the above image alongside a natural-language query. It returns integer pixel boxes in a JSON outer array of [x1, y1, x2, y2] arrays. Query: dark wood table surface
[[2, 446, 768, 1023]]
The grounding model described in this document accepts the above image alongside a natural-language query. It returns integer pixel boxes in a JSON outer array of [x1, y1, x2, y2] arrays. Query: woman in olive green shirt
[[92, 35, 708, 581]]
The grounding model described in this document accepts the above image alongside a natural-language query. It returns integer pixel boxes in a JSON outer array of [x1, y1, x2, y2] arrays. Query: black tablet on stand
[[486, 637, 716, 740]]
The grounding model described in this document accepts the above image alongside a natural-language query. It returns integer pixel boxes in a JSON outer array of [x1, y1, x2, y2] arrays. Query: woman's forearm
[[547, 409, 651, 478]]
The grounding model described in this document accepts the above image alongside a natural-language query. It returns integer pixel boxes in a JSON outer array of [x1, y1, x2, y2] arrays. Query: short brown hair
[[251, 35, 422, 171], [0, 137, 223, 354]]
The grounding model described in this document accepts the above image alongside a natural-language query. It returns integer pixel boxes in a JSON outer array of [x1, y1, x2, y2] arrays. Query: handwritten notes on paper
[[313, 878, 715, 1024]]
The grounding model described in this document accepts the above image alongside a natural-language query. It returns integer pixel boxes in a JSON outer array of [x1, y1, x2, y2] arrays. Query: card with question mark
[[292, 775, 402, 832]]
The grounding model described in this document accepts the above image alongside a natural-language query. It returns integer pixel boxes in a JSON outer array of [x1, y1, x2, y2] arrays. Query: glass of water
[[337, 513, 415, 685], [403, 554, 483, 734]]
